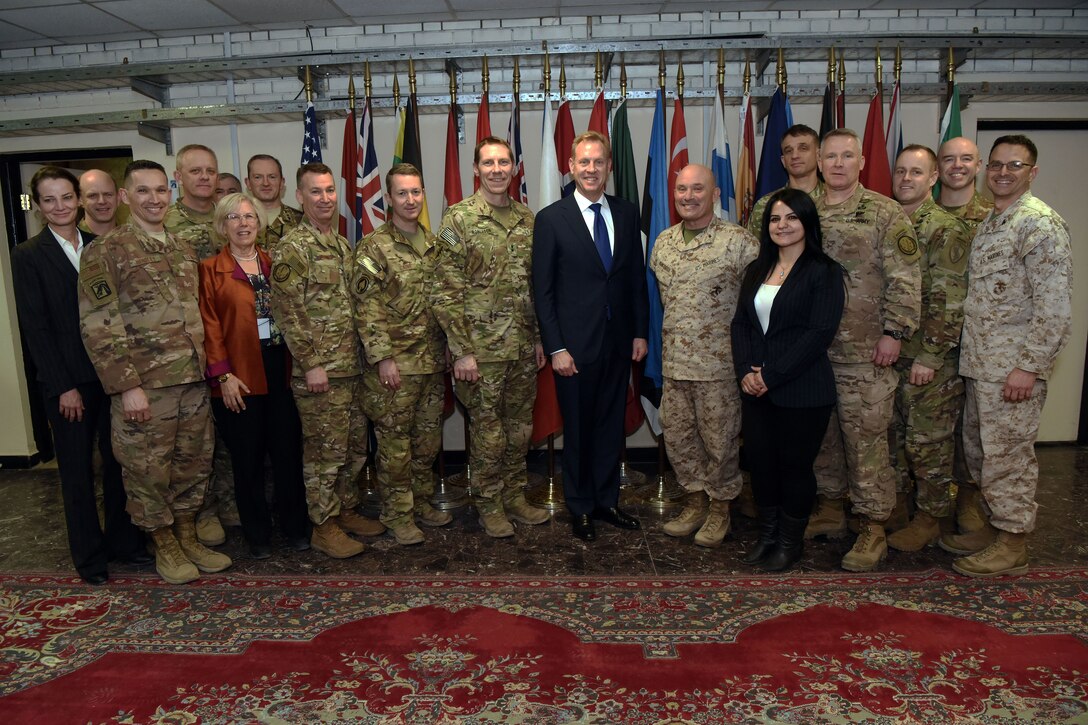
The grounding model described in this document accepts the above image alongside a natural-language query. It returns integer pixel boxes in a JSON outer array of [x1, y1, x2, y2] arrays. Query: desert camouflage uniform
[[257, 204, 304, 251], [960, 192, 1071, 533], [437, 192, 539, 511], [78, 223, 212, 529], [353, 221, 456, 529], [890, 198, 973, 517], [650, 217, 758, 502], [175, 225, 222, 262], [940, 190, 994, 233], [813, 185, 921, 520], [747, 181, 825, 238], [164, 200, 214, 236], [270, 218, 364, 525]]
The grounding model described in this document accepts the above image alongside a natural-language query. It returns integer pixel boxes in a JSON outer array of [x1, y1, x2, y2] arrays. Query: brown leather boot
[[805, 495, 848, 539], [311, 518, 366, 558], [149, 527, 199, 584], [939, 522, 997, 556], [663, 492, 708, 537], [841, 519, 887, 572], [174, 514, 232, 573], [887, 510, 944, 552], [694, 499, 730, 547], [952, 531, 1028, 578]]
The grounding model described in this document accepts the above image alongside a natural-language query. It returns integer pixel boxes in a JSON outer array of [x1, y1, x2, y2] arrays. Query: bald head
[[937, 136, 982, 193], [78, 169, 119, 232], [674, 164, 720, 228]]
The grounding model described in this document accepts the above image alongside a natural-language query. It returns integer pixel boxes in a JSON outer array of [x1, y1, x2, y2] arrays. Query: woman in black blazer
[[731, 188, 845, 571]]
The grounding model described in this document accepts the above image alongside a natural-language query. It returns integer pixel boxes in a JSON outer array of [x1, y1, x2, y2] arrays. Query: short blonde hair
[[213, 193, 268, 239]]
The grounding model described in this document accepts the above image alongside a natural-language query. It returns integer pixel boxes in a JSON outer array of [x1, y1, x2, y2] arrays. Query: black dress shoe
[[286, 536, 311, 552], [120, 550, 155, 566], [594, 506, 641, 530], [572, 514, 597, 542], [82, 573, 109, 585], [249, 544, 273, 560]]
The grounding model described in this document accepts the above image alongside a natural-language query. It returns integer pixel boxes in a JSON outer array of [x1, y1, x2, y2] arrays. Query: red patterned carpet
[[2, 569, 1086, 723]]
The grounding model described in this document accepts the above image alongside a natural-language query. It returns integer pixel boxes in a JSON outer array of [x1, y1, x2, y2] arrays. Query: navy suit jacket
[[730, 255, 845, 408], [532, 193, 649, 365], [11, 227, 102, 399]]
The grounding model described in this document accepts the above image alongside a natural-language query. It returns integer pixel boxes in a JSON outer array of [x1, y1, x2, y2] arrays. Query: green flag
[[935, 84, 962, 198], [611, 99, 639, 207]]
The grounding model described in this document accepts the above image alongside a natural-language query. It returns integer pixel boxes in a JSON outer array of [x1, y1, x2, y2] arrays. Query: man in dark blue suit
[[532, 131, 649, 541]]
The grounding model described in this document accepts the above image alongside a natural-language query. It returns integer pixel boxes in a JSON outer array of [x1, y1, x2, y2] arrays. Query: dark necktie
[[589, 202, 612, 273]]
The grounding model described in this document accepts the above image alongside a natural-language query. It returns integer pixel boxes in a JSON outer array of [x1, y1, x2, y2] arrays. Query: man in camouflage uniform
[[937, 135, 995, 535], [270, 162, 382, 559], [942, 135, 1072, 577], [246, 154, 304, 251], [78, 160, 230, 584], [77, 169, 118, 237], [165, 144, 236, 545], [811, 129, 922, 571], [747, 124, 825, 237], [437, 138, 550, 537], [650, 164, 758, 547], [887, 145, 974, 552], [353, 163, 458, 545], [215, 172, 242, 200]]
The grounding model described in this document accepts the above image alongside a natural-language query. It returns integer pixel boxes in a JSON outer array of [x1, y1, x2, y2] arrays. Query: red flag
[[625, 360, 645, 436], [860, 93, 893, 198], [338, 106, 359, 243], [587, 90, 609, 138], [667, 97, 689, 226], [443, 105, 463, 212], [555, 99, 576, 196], [531, 362, 563, 443], [837, 88, 846, 128], [473, 94, 492, 192], [737, 93, 756, 228]]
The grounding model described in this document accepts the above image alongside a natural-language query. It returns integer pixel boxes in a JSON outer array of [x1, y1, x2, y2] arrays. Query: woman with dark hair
[[198, 192, 309, 558], [12, 166, 148, 583], [731, 188, 845, 571]]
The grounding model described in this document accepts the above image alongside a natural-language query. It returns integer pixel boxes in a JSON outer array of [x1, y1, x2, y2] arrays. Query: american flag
[[300, 101, 322, 164], [358, 98, 385, 236]]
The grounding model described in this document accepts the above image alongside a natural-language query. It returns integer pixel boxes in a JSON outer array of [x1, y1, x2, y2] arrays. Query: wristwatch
[[217, 373, 233, 383], [882, 329, 903, 340]]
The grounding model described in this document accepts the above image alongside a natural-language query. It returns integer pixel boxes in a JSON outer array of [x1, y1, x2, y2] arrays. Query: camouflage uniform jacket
[[78, 223, 205, 394], [960, 191, 1072, 382], [269, 217, 361, 378], [175, 224, 221, 261], [352, 221, 454, 375], [817, 184, 921, 365], [163, 200, 214, 235], [939, 190, 994, 233], [257, 204, 304, 251], [649, 217, 758, 381], [747, 181, 825, 237], [900, 197, 974, 371], [436, 191, 538, 363]]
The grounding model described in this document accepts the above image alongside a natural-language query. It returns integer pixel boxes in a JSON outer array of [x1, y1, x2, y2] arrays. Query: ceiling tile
[[93, 0, 240, 30], [208, 0, 346, 25], [0, 4, 138, 37]]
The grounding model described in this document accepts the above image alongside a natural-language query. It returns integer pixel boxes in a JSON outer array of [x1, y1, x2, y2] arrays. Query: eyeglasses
[[986, 160, 1034, 172], [225, 212, 258, 223]]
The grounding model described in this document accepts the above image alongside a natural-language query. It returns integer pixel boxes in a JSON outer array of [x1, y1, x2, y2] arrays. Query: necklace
[[231, 248, 258, 262], [775, 260, 794, 280]]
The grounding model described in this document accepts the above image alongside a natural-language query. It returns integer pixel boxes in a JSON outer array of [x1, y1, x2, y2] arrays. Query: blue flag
[[641, 88, 669, 397], [754, 88, 792, 199], [301, 101, 322, 164], [707, 90, 736, 222]]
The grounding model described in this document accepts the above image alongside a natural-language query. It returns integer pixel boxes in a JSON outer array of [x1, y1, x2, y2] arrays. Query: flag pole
[[837, 51, 846, 127]]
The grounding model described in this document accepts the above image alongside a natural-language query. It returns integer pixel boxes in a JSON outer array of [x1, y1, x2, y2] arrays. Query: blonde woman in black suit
[[731, 189, 845, 571]]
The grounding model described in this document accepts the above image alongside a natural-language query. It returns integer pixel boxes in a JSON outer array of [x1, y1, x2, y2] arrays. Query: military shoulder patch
[[355, 273, 370, 296], [896, 230, 919, 257], [272, 263, 293, 283], [949, 242, 967, 265]]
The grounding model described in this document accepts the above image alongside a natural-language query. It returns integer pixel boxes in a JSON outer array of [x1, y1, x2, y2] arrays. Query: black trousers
[[554, 339, 629, 517], [44, 381, 141, 578], [742, 397, 833, 519], [211, 346, 308, 546]]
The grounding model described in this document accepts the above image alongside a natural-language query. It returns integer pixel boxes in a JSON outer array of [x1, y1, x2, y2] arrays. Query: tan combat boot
[[887, 510, 943, 552], [196, 513, 226, 546], [311, 518, 366, 558], [955, 486, 987, 534], [337, 509, 386, 536], [694, 499, 731, 547], [174, 514, 233, 573], [939, 521, 997, 556], [663, 492, 708, 537], [504, 493, 550, 525], [390, 520, 426, 546], [952, 531, 1028, 578], [415, 502, 453, 528], [804, 495, 848, 539], [149, 527, 199, 584], [841, 519, 887, 572]]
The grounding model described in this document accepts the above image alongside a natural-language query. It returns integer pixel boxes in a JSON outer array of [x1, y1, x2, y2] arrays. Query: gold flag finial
[[894, 44, 902, 82], [594, 51, 602, 88], [743, 55, 751, 95], [559, 59, 566, 98], [717, 48, 725, 90], [482, 55, 490, 94], [512, 56, 520, 96], [837, 51, 845, 96], [348, 75, 356, 111], [947, 46, 955, 83], [658, 50, 665, 89], [676, 57, 684, 99], [408, 57, 416, 95], [364, 60, 372, 98], [543, 46, 551, 94], [392, 70, 400, 108], [776, 48, 786, 93], [620, 54, 628, 99], [448, 64, 456, 103], [875, 46, 883, 95], [304, 65, 313, 102], [827, 47, 835, 85]]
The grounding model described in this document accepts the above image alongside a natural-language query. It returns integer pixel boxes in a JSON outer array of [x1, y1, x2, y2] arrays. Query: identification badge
[[257, 317, 271, 340]]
